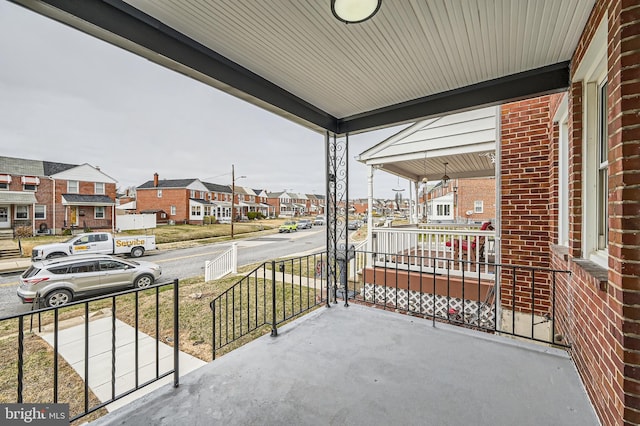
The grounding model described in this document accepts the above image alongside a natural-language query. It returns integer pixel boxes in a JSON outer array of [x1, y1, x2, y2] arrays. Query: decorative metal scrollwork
[[326, 132, 349, 306]]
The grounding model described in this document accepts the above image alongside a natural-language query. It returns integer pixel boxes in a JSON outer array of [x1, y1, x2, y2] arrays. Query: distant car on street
[[348, 221, 360, 230], [297, 219, 312, 229], [279, 221, 298, 233], [313, 215, 326, 226]]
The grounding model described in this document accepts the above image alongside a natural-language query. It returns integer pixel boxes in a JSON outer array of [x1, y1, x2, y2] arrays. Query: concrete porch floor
[[90, 304, 598, 426]]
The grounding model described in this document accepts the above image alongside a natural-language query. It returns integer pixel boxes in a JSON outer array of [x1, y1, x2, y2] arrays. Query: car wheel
[[46, 252, 67, 260], [45, 289, 72, 307], [134, 274, 154, 288], [130, 246, 145, 258]]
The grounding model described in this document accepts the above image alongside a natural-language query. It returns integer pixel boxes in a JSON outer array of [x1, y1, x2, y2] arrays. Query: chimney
[[153, 173, 159, 187]]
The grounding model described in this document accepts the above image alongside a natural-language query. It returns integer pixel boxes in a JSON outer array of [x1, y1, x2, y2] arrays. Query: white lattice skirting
[[362, 283, 495, 328]]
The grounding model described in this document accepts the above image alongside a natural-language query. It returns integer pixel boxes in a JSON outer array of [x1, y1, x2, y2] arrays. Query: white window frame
[[157, 189, 162, 198], [0, 182, 8, 190], [95, 206, 105, 219], [474, 201, 483, 214], [23, 184, 37, 192], [15, 205, 28, 219], [170, 205, 176, 215], [95, 182, 105, 195], [67, 180, 79, 194], [35, 205, 46, 220], [554, 95, 570, 247], [574, 18, 608, 268]]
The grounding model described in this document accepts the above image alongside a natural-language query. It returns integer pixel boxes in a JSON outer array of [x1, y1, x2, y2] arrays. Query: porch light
[[331, 0, 381, 24], [441, 162, 450, 188]]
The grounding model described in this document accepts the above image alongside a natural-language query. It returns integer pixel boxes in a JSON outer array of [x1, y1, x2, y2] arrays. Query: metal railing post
[[271, 261, 278, 337], [173, 279, 179, 388]]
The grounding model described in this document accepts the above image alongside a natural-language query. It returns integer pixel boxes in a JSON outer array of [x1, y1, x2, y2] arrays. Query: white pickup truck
[[31, 232, 157, 261]]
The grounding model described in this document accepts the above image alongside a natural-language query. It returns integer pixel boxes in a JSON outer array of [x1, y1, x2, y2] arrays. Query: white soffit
[[123, 0, 594, 120]]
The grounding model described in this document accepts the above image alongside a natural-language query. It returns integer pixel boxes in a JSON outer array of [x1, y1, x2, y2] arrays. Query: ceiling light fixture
[[441, 162, 450, 188], [331, 0, 381, 24]]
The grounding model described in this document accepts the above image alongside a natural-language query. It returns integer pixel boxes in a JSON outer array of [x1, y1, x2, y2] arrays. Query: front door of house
[[0, 206, 9, 228], [70, 207, 78, 226]]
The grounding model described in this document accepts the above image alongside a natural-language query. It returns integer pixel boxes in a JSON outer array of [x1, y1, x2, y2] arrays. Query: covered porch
[[90, 303, 597, 426]]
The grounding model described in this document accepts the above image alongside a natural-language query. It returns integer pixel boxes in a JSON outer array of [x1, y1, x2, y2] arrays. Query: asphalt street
[[0, 227, 326, 318]]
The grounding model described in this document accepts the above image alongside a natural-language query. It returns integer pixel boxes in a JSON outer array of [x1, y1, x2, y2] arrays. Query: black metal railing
[[344, 249, 571, 347], [210, 252, 329, 359], [0, 279, 179, 423]]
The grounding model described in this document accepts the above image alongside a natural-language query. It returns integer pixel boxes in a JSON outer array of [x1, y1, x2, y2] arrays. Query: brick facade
[[500, 1, 640, 424]]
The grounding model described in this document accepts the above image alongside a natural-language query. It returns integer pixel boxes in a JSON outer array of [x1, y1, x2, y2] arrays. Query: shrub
[[247, 212, 264, 220], [14, 225, 33, 238]]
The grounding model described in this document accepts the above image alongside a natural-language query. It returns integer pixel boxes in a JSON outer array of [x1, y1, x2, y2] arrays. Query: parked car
[[348, 221, 360, 230], [313, 215, 326, 226], [31, 232, 156, 260], [279, 221, 298, 233], [297, 219, 312, 229], [17, 254, 162, 307]]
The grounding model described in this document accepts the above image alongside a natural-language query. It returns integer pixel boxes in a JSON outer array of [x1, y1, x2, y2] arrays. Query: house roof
[[0, 156, 78, 177], [137, 178, 198, 189], [357, 106, 498, 182], [18, 1, 594, 135], [203, 182, 232, 193], [61, 194, 115, 206]]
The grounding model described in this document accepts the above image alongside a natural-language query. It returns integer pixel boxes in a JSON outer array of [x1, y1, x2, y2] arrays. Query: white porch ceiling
[[13, 0, 595, 135]]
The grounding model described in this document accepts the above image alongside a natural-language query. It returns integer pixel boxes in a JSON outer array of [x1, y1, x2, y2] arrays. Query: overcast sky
[[0, 2, 413, 199]]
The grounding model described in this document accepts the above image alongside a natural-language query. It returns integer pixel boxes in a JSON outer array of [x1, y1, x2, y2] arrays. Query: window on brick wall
[[574, 18, 607, 268], [0, 183, 8, 190], [95, 206, 105, 219], [474, 201, 483, 213], [67, 180, 79, 193], [597, 81, 608, 251], [157, 189, 162, 198], [15, 205, 28, 219], [170, 206, 176, 215], [95, 182, 105, 195], [23, 184, 37, 191], [35, 205, 46, 220]]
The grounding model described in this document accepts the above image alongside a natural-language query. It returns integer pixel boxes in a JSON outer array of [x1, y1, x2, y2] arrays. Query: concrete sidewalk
[[0, 257, 30, 274], [37, 311, 206, 412]]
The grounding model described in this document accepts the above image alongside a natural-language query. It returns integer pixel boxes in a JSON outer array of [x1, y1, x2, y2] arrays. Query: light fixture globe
[[331, 0, 381, 24]]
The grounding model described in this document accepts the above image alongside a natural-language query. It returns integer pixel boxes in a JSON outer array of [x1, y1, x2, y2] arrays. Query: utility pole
[[231, 164, 235, 239]]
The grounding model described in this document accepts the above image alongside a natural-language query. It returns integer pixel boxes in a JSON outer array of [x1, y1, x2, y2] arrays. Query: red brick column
[[610, 1, 640, 424], [500, 96, 558, 316]]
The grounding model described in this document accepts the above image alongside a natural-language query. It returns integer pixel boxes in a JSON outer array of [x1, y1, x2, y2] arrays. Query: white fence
[[116, 214, 157, 231], [205, 243, 238, 282]]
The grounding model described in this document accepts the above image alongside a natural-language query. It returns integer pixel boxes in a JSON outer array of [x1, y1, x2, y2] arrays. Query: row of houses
[[0, 159, 331, 234], [0, 155, 496, 235], [132, 173, 326, 225]]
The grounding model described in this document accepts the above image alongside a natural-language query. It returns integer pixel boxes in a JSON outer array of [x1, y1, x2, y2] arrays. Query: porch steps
[[0, 229, 13, 240], [0, 248, 21, 259]]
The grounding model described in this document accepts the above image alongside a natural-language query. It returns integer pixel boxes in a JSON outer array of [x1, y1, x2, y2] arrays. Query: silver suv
[[17, 254, 162, 307]]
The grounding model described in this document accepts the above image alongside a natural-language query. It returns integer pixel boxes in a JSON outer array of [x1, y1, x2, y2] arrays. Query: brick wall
[[456, 177, 496, 223], [137, 188, 189, 222], [552, 1, 640, 425]]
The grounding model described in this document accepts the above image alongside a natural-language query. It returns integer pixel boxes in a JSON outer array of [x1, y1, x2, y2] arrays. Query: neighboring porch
[[91, 303, 598, 426]]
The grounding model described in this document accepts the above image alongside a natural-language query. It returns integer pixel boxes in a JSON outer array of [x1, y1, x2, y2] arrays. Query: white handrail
[[205, 243, 238, 282]]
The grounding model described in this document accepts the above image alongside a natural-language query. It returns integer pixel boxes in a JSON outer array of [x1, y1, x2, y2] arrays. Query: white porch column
[[413, 180, 419, 224], [408, 180, 414, 224], [366, 165, 374, 254]]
